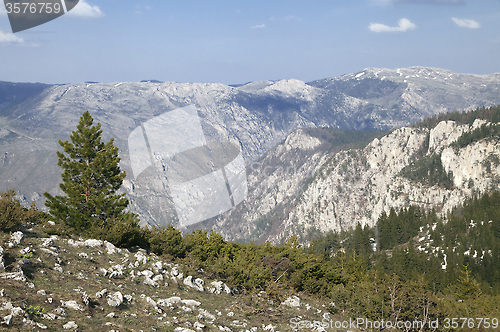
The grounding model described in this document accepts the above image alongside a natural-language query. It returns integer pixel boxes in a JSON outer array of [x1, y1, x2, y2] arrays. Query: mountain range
[[1, 66, 500, 242]]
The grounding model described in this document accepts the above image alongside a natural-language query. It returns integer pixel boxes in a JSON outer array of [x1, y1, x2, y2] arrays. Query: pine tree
[[454, 265, 482, 300], [44, 111, 129, 233]]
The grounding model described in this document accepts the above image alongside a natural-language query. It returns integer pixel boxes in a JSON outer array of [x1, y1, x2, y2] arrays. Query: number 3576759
[[5, 2, 62, 15]]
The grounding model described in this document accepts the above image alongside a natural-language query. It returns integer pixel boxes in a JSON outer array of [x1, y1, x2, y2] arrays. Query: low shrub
[[0, 189, 39, 232]]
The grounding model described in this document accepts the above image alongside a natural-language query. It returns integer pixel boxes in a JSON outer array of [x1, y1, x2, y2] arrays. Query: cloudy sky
[[0, 0, 499, 85]]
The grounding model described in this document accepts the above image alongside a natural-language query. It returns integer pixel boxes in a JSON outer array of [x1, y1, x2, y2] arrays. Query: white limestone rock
[[157, 296, 182, 307], [63, 321, 78, 329], [208, 281, 232, 295], [107, 291, 123, 308], [61, 301, 84, 311], [10, 231, 24, 246], [183, 276, 204, 292], [282, 295, 301, 307]]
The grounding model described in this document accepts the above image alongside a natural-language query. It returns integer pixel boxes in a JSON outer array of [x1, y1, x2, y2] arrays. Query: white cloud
[[67, 0, 104, 18], [0, 30, 24, 43], [251, 24, 265, 29], [452, 17, 480, 29], [369, 18, 416, 32]]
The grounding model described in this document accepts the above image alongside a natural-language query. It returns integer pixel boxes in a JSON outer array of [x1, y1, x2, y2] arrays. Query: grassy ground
[[0, 222, 349, 332]]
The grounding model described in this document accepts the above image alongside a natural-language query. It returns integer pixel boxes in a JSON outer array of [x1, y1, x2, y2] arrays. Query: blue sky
[[0, 0, 499, 85]]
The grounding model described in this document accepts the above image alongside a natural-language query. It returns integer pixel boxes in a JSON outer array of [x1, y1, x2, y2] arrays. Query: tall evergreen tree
[[44, 111, 129, 232]]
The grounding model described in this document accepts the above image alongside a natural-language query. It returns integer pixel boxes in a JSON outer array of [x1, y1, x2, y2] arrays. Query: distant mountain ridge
[[1, 67, 500, 233]]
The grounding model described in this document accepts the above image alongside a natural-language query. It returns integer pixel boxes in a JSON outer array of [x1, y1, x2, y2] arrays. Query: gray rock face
[[216, 118, 500, 244]]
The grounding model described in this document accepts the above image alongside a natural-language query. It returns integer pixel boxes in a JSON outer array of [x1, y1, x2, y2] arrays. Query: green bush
[[0, 189, 38, 232], [145, 224, 186, 258], [88, 212, 146, 248]]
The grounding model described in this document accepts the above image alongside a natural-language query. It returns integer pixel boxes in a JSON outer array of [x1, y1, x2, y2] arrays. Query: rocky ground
[[0, 223, 342, 332]]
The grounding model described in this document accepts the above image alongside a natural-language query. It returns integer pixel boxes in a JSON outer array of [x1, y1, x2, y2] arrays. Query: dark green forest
[[416, 104, 500, 128]]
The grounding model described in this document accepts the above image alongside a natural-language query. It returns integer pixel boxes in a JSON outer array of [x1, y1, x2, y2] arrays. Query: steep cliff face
[[216, 119, 500, 244]]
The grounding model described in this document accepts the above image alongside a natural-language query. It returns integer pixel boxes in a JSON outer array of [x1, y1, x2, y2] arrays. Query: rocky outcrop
[[1, 225, 325, 331], [216, 119, 500, 244]]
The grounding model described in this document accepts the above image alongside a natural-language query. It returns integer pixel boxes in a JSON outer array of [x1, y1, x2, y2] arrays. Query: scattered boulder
[[40, 248, 58, 256], [41, 312, 58, 320], [0, 302, 13, 311], [1, 314, 12, 326], [157, 296, 182, 307], [84, 239, 103, 247], [208, 281, 232, 295], [61, 300, 84, 311], [282, 295, 301, 307], [19, 246, 32, 256], [63, 321, 78, 329], [146, 297, 157, 307], [152, 274, 163, 282], [67, 239, 84, 247], [142, 277, 159, 287], [0, 270, 26, 282], [41, 237, 54, 247], [198, 308, 216, 321], [174, 328, 196, 332], [53, 308, 66, 316], [96, 289, 108, 299], [134, 251, 148, 265], [10, 307, 24, 317], [81, 291, 90, 306], [153, 261, 163, 272], [107, 291, 123, 308], [194, 321, 205, 331], [104, 241, 120, 254], [181, 299, 201, 307], [10, 231, 24, 246], [36, 322, 47, 329], [183, 276, 204, 292]]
